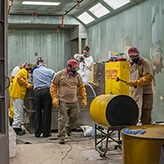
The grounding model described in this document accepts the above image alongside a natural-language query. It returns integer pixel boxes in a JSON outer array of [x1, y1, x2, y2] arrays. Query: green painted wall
[[88, 0, 164, 122], [8, 29, 71, 74], [8, 16, 87, 75], [7, 0, 164, 122]]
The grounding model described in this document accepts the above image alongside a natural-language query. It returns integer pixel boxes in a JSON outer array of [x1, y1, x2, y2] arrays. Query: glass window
[[89, 3, 110, 18], [77, 12, 95, 24], [103, 0, 130, 10]]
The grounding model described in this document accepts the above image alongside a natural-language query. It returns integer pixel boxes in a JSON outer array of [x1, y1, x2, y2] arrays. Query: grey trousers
[[12, 98, 24, 129], [58, 101, 80, 139]]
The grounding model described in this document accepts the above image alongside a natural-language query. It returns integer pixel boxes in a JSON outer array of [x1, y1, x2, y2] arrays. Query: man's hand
[[52, 98, 59, 107], [81, 98, 87, 108], [27, 83, 34, 89], [127, 80, 138, 87]]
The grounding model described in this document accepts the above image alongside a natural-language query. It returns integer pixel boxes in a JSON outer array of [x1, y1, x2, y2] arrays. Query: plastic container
[[9, 126, 16, 158], [108, 51, 117, 59]]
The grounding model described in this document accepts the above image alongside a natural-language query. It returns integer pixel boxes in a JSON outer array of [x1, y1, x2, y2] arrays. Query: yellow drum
[[90, 94, 138, 127], [122, 125, 164, 164]]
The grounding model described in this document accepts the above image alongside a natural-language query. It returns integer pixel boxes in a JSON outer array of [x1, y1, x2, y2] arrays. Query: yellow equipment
[[91, 61, 130, 96], [105, 61, 130, 95]]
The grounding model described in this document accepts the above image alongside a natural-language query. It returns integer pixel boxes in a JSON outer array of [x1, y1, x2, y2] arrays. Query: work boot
[[66, 127, 71, 136], [59, 139, 65, 144], [13, 128, 25, 136]]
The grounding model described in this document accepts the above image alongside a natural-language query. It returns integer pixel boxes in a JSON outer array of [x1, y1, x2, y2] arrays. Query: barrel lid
[[106, 95, 138, 126], [122, 125, 164, 139]]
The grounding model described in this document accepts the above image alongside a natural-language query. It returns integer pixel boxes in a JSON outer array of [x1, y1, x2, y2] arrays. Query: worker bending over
[[11, 62, 34, 135], [9, 62, 26, 126], [127, 47, 153, 125], [50, 59, 87, 144]]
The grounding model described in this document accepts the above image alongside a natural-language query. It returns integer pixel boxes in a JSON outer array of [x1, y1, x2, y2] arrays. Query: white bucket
[[9, 126, 16, 158]]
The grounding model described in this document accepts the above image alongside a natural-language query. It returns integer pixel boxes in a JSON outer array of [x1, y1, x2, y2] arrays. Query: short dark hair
[[37, 57, 44, 64]]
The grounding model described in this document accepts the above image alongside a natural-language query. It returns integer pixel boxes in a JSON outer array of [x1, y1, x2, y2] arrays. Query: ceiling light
[[103, 0, 130, 10], [22, 1, 60, 6], [77, 12, 95, 24], [89, 3, 110, 18]]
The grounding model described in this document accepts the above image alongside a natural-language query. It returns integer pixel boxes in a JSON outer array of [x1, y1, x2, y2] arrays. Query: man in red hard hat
[[127, 47, 153, 125], [50, 59, 87, 144]]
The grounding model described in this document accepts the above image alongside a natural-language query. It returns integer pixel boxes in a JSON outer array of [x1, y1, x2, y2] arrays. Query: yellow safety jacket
[[11, 68, 28, 100]]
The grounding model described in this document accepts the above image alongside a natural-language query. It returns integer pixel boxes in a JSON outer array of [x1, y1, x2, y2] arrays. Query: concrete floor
[[9, 127, 122, 164]]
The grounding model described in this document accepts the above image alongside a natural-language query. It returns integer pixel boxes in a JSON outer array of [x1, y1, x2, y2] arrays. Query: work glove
[[81, 98, 87, 108], [17, 73, 34, 89], [50, 83, 59, 107], [26, 83, 34, 89], [17, 73, 27, 86], [127, 74, 153, 87], [52, 98, 59, 107], [78, 84, 87, 108], [127, 80, 138, 87]]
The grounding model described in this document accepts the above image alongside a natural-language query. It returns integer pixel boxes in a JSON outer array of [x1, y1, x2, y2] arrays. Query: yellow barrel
[[122, 125, 164, 164], [90, 94, 138, 127]]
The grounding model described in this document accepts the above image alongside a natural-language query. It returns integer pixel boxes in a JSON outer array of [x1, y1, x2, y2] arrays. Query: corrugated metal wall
[[88, 0, 164, 122], [7, 0, 164, 122], [8, 29, 71, 75]]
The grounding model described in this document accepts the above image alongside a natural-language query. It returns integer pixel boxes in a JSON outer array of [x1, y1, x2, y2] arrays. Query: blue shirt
[[33, 66, 55, 89]]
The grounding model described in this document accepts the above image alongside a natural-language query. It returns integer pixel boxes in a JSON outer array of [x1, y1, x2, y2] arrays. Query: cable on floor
[[61, 143, 72, 164]]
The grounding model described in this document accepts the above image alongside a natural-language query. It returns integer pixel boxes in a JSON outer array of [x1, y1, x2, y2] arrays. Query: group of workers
[[8, 45, 153, 144], [9, 45, 93, 144]]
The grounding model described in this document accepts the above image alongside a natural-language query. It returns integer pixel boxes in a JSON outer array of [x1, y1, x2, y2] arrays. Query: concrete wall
[[88, 0, 164, 122]]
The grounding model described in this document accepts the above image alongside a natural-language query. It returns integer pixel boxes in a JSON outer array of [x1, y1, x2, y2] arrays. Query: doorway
[[0, 0, 9, 163]]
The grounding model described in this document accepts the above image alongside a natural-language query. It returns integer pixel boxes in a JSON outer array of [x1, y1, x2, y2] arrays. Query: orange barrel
[[90, 94, 138, 127], [122, 125, 164, 164]]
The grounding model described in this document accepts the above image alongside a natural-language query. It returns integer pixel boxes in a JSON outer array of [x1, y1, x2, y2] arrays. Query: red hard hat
[[128, 47, 139, 56], [67, 59, 79, 68]]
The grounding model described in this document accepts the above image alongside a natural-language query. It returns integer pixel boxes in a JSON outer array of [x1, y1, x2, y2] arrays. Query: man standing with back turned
[[50, 59, 87, 144], [33, 60, 55, 137], [127, 47, 153, 125]]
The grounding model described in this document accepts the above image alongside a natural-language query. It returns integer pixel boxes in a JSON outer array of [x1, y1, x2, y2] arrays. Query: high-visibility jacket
[[11, 68, 28, 100]]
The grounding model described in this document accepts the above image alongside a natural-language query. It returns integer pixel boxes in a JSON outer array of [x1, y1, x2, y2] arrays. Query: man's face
[[130, 53, 139, 60], [67, 65, 77, 72], [37, 58, 41, 65]]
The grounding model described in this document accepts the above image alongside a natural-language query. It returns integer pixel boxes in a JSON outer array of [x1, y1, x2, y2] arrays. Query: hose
[[83, 82, 96, 98], [83, 82, 97, 136]]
